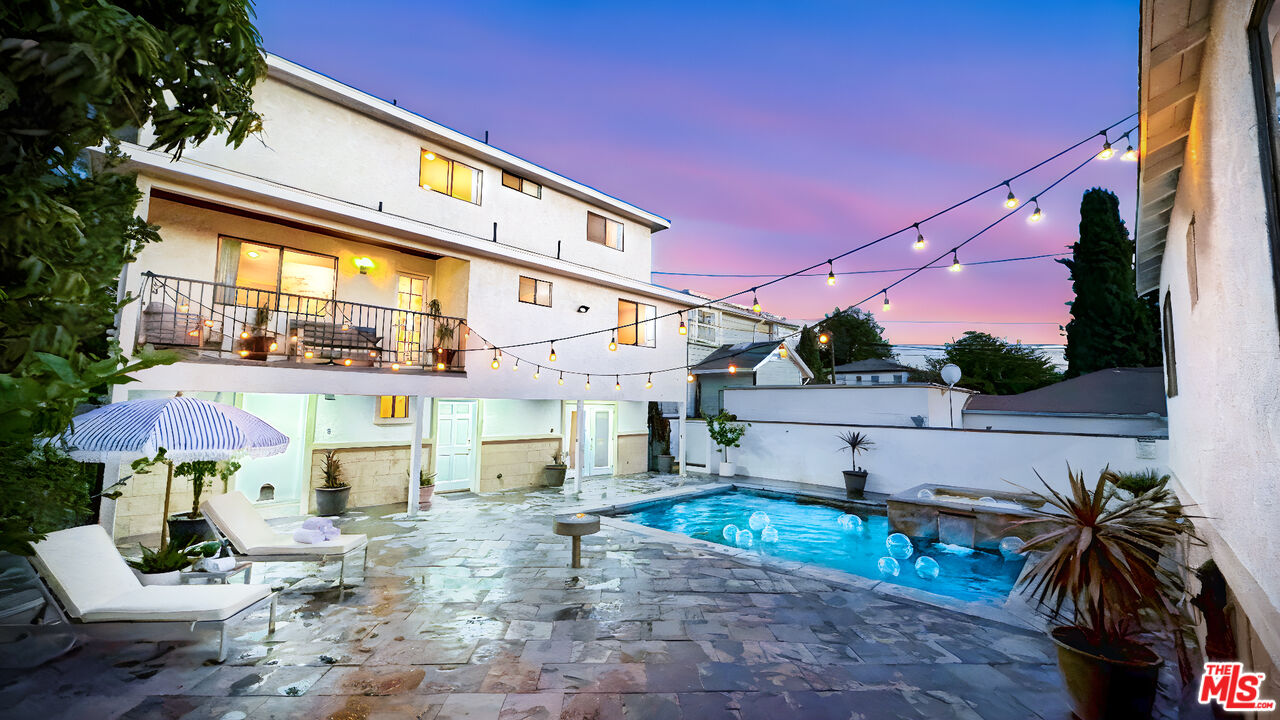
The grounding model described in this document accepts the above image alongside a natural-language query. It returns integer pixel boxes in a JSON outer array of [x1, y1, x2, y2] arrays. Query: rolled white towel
[[322, 526, 340, 541], [293, 528, 326, 544], [301, 517, 333, 531]]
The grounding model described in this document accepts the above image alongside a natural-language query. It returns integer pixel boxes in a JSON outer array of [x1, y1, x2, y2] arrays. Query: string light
[[950, 250, 962, 272], [304, 351, 314, 359], [882, 291, 891, 312], [240, 331, 249, 339], [818, 332, 829, 344], [1097, 134, 1114, 160], [558, 372, 565, 385], [751, 288, 761, 314], [913, 223, 926, 251], [826, 260, 836, 286], [533, 366, 540, 380], [343, 358, 352, 366], [549, 344, 557, 362], [645, 373, 653, 389], [1121, 134, 1138, 161], [608, 337, 617, 352], [779, 344, 788, 359], [491, 350, 500, 370], [238, 350, 249, 357], [615, 375, 621, 391], [391, 363, 400, 371], [513, 358, 520, 372], [585, 375, 591, 390], [436, 360, 445, 370], [728, 363, 737, 374], [678, 312, 687, 335], [1003, 182, 1019, 209], [1028, 198, 1043, 223], [687, 371, 695, 383]]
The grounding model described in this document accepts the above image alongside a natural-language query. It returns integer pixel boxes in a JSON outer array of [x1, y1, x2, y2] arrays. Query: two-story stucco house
[[102, 54, 698, 539]]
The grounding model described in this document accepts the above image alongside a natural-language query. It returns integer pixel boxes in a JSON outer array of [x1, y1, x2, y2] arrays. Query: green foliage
[[823, 307, 893, 366], [647, 401, 671, 453], [0, 441, 95, 555], [836, 431, 874, 471], [913, 331, 1061, 395], [1059, 189, 1162, 378], [131, 449, 241, 518], [706, 411, 749, 455], [795, 325, 825, 383], [418, 470, 436, 487], [1109, 468, 1171, 498], [1014, 467, 1195, 664], [127, 540, 193, 574], [320, 450, 346, 489]]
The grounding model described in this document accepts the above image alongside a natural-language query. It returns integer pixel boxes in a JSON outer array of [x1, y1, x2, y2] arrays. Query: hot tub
[[888, 483, 1049, 551]]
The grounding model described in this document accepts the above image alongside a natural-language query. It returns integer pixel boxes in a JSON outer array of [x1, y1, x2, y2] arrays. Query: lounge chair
[[201, 491, 368, 592], [28, 524, 276, 662]]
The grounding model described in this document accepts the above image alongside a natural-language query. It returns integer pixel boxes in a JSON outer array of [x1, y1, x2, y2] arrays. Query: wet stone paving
[[0, 474, 1080, 719]]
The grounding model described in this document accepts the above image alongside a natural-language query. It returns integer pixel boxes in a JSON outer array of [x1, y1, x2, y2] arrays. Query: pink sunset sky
[[255, 1, 1138, 345]]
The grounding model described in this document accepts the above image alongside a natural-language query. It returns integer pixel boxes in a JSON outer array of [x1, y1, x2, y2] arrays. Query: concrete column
[[574, 399, 586, 496], [677, 400, 688, 477], [408, 395, 425, 515]]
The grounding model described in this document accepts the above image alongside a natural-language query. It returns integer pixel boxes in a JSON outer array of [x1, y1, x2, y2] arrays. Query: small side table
[[180, 561, 253, 585], [553, 513, 600, 568]]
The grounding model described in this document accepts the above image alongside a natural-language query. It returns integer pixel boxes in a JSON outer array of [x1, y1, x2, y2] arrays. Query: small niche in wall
[[257, 484, 275, 502]]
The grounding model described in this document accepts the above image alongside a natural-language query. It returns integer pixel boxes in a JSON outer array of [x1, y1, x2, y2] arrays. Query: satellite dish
[[941, 363, 962, 387]]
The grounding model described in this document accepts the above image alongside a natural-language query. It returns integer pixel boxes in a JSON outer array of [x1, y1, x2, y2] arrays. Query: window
[[689, 308, 720, 344], [518, 276, 552, 307], [617, 299, 656, 347], [1162, 291, 1178, 398], [420, 150, 481, 204], [870, 375, 880, 384], [214, 236, 336, 315], [377, 395, 410, 420], [395, 274, 429, 365], [501, 171, 541, 198], [1249, 1, 1280, 337], [894, 374, 905, 384], [587, 212, 624, 250]]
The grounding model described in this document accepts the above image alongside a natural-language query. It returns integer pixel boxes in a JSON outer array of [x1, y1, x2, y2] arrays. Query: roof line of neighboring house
[[264, 54, 670, 232], [660, 286, 799, 327]]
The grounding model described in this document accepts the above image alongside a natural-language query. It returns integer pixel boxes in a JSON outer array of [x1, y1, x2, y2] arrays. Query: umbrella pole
[[160, 461, 173, 547]]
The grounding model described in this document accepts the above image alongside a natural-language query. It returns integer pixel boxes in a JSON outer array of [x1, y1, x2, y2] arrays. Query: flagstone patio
[[0, 474, 1084, 720]]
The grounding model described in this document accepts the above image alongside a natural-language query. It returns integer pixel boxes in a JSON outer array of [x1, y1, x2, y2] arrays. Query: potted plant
[[545, 451, 569, 487], [315, 449, 351, 515], [127, 539, 193, 586], [240, 303, 276, 361], [706, 410, 749, 478], [418, 470, 437, 508], [1014, 467, 1196, 720], [648, 401, 674, 474], [429, 299, 456, 368], [133, 451, 240, 545], [836, 430, 874, 497]]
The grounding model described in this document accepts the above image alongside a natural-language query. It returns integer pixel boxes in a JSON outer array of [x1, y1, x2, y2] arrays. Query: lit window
[[501, 171, 542, 198], [420, 150, 482, 204], [518, 276, 552, 307], [587, 212, 624, 250], [617, 299, 656, 347], [215, 236, 336, 315], [378, 395, 410, 420]]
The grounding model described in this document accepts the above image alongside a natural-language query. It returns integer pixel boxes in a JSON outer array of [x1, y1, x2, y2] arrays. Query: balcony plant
[[418, 469, 436, 508], [545, 451, 569, 488], [315, 449, 351, 515], [706, 411, 749, 478], [648, 401, 674, 474], [241, 303, 276, 361], [1013, 467, 1196, 720], [836, 430, 874, 497], [429, 299, 457, 368], [127, 539, 193, 586]]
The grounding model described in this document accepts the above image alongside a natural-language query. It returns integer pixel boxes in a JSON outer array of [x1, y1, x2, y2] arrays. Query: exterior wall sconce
[[353, 257, 375, 274]]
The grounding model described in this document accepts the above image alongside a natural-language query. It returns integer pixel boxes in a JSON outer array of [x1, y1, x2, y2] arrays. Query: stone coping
[[889, 482, 1046, 517]]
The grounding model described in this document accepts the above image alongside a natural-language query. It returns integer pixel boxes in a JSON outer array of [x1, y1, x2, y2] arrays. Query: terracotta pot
[[843, 470, 868, 497], [1050, 626, 1162, 720], [418, 484, 435, 508], [315, 485, 351, 515]]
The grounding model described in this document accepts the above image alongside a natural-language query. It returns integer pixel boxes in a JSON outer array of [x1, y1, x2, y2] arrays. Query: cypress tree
[[795, 326, 826, 383], [1059, 188, 1161, 378]]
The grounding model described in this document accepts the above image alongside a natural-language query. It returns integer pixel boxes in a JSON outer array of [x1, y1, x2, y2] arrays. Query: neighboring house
[[102, 53, 697, 539], [963, 368, 1168, 436], [894, 344, 1068, 372], [689, 341, 813, 417], [676, 291, 801, 415], [1137, 0, 1280, 681], [833, 359, 913, 385]]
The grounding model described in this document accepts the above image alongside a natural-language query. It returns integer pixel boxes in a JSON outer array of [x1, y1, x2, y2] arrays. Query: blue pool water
[[615, 489, 1025, 604]]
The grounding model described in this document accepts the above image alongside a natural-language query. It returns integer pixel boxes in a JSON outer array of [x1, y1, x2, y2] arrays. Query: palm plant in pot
[[127, 539, 193, 586], [418, 470, 437, 508], [706, 411, 749, 478], [1014, 467, 1196, 720], [240, 303, 276, 361], [315, 449, 351, 515], [836, 430, 874, 497], [429, 299, 456, 368]]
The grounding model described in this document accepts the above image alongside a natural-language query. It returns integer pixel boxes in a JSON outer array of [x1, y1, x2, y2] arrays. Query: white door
[[434, 400, 476, 492], [583, 406, 615, 477]]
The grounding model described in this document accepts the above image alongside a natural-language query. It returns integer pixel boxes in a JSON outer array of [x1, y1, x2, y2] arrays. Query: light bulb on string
[[779, 344, 788, 359], [558, 372, 565, 386], [1003, 182, 1019, 209], [818, 332, 829, 345], [1121, 134, 1138, 161], [608, 336, 617, 352], [645, 373, 653, 389], [436, 360, 445, 371], [1028, 198, 1043, 224], [913, 223, 926, 251], [549, 344, 557, 362], [491, 350, 500, 370], [391, 363, 400, 371], [512, 358, 520, 372], [826, 260, 836, 286], [533, 366, 540, 380], [751, 289, 761, 314], [687, 371, 695, 383], [950, 250, 962, 272], [1097, 138, 1115, 160], [882, 291, 891, 312], [728, 363, 737, 374], [614, 376, 621, 391], [585, 375, 591, 390]]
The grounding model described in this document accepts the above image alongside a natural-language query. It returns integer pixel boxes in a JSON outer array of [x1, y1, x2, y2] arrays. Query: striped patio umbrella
[[57, 395, 289, 543]]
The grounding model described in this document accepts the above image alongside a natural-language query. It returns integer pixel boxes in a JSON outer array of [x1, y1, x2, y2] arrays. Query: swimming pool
[[614, 488, 1026, 605]]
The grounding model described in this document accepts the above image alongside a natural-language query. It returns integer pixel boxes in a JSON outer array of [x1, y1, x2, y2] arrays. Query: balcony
[[136, 272, 466, 372]]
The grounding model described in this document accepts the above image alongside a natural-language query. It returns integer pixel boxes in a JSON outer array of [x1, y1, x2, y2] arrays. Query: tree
[[914, 331, 1061, 395], [795, 325, 825, 383], [0, 0, 266, 552], [824, 307, 893, 366], [1059, 188, 1162, 378]]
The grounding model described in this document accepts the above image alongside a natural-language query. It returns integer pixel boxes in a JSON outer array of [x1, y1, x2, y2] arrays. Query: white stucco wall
[[723, 385, 970, 429], [1150, 0, 1280, 661], [962, 410, 1168, 436], [481, 399, 561, 439], [755, 357, 803, 386], [314, 394, 430, 444]]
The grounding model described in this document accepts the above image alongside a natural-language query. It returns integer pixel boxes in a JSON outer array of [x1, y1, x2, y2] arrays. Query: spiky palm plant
[[836, 430, 874, 471]]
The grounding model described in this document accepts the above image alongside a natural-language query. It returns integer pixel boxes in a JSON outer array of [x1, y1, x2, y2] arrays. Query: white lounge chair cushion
[[78, 583, 271, 623], [30, 524, 140, 618], [246, 532, 367, 557], [201, 491, 279, 554]]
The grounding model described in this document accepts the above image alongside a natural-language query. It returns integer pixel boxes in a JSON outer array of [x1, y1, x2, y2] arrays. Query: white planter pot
[[719, 462, 736, 478], [133, 569, 181, 586]]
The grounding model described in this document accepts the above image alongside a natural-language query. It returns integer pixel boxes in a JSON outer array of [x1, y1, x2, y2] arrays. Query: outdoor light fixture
[[585, 375, 591, 390], [549, 344, 557, 362], [678, 313, 687, 335], [240, 331, 249, 339], [246, 250, 260, 259], [204, 320, 215, 328], [645, 373, 653, 389], [1122, 144, 1139, 162], [608, 337, 617, 352], [751, 289, 761, 314], [513, 358, 520, 372], [533, 366, 540, 380], [577, 305, 590, 313], [1097, 140, 1115, 160], [882, 292, 891, 312], [178, 303, 189, 312], [819, 332, 829, 344], [728, 363, 737, 374], [950, 250, 962, 272], [827, 261, 836, 286], [424, 151, 436, 161], [913, 223, 926, 251], [687, 372, 695, 383], [491, 351, 500, 370], [558, 372, 565, 385], [187, 329, 200, 337], [341, 323, 349, 330], [1028, 198, 1043, 223], [615, 376, 621, 391], [1003, 182, 1019, 209], [353, 256, 375, 274]]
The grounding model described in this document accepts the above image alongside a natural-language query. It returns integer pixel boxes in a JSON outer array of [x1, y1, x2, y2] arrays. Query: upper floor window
[[215, 236, 336, 315], [587, 212, 624, 250], [617, 299, 656, 347], [502, 171, 541, 198], [689, 308, 720, 344], [420, 149, 481, 204], [518, 276, 552, 307]]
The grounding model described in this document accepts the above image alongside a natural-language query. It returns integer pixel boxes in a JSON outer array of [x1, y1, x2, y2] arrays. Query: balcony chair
[[28, 524, 277, 662], [201, 491, 368, 595], [288, 319, 384, 366], [141, 302, 207, 347]]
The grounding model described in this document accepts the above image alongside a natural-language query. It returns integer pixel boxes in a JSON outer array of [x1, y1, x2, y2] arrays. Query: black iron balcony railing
[[137, 272, 466, 371]]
